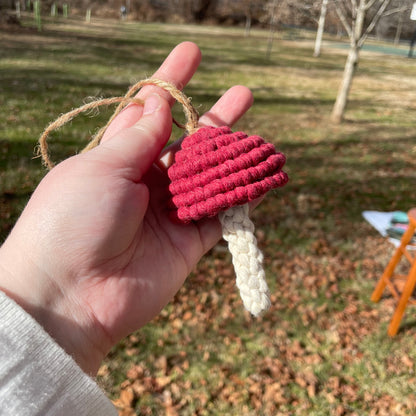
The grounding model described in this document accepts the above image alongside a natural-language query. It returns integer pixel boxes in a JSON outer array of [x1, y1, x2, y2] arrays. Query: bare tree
[[390, 0, 414, 44], [266, 0, 278, 59], [314, 0, 329, 56], [243, 0, 255, 36], [331, 0, 394, 123], [272, 0, 330, 57]]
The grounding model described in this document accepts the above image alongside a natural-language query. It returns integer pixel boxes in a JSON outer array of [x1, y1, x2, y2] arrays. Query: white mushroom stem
[[218, 204, 271, 316]]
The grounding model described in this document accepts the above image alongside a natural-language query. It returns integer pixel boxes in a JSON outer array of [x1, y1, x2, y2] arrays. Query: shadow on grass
[[399, 317, 416, 333], [253, 94, 336, 108]]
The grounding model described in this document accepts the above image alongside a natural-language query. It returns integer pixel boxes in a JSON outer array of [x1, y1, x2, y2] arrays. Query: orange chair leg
[[388, 259, 416, 336], [371, 246, 403, 302], [371, 210, 416, 336], [371, 222, 416, 303]]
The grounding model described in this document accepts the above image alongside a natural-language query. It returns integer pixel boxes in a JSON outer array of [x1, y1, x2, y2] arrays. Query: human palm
[[0, 42, 253, 375]]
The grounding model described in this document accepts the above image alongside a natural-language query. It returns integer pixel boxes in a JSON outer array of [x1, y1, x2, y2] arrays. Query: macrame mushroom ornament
[[167, 124, 288, 316], [38, 78, 288, 317]]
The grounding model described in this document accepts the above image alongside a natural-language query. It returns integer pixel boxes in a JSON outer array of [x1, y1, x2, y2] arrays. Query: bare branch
[[358, 0, 392, 47], [334, 0, 353, 37], [350, 0, 357, 18], [364, 0, 378, 11], [382, 6, 411, 17], [286, 2, 320, 25]]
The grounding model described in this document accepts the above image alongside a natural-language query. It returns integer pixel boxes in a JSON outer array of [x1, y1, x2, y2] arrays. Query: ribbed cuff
[[0, 291, 117, 416]]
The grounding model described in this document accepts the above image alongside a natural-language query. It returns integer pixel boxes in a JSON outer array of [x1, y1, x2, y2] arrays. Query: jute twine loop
[[38, 78, 199, 170]]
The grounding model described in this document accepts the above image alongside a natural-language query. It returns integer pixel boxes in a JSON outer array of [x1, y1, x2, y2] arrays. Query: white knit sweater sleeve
[[0, 291, 117, 416]]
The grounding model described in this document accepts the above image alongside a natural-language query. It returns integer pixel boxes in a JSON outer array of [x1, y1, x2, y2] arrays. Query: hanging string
[[37, 78, 199, 170]]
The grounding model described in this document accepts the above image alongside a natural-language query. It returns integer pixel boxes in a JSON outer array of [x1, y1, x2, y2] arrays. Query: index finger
[[101, 42, 202, 142]]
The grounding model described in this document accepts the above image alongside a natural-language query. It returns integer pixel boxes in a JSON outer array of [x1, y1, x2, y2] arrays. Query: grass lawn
[[1, 15, 416, 415]]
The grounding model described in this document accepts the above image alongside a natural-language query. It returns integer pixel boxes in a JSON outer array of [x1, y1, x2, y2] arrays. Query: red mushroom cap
[[167, 126, 288, 223]]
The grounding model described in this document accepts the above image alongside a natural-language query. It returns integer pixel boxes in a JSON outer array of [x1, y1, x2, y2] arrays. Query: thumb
[[98, 93, 172, 182]]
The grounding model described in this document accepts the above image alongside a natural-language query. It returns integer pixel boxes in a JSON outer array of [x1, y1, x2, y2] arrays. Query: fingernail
[[143, 93, 162, 115]]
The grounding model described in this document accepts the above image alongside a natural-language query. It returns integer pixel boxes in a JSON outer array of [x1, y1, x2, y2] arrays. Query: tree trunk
[[314, 0, 328, 57], [266, 0, 278, 59], [331, 45, 359, 123], [244, 13, 251, 37], [394, 7, 404, 45], [331, 2, 366, 123]]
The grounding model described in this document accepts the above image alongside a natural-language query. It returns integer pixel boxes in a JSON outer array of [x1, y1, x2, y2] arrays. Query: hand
[[0, 42, 253, 375]]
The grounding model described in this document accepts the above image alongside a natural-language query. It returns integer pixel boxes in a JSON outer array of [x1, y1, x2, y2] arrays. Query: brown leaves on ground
[[103, 230, 416, 416]]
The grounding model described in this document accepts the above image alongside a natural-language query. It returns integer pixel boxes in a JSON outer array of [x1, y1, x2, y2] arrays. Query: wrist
[[0, 236, 107, 375]]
